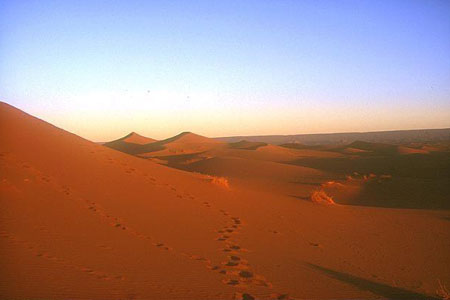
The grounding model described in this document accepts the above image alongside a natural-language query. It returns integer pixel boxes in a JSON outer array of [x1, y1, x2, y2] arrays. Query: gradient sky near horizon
[[1, 0, 449, 141]]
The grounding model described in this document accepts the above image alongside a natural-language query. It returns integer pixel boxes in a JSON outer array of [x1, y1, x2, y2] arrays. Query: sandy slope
[[1, 101, 449, 300], [103, 132, 157, 154], [138, 132, 225, 157], [119, 132, 157, 144]]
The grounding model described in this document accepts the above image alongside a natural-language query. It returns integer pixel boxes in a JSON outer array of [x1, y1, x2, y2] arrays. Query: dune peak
[[107, 132, 156, 145]]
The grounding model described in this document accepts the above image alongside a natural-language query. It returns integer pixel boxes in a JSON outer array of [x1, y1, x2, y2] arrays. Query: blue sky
[[1, 0, 449, 140]]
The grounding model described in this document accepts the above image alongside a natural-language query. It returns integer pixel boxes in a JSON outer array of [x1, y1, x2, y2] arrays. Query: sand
[[1, 101, 449, 299]]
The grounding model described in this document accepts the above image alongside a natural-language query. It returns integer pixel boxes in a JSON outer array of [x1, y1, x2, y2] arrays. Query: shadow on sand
[[290, 195, 311, 201], [306, 263, 438, 299]]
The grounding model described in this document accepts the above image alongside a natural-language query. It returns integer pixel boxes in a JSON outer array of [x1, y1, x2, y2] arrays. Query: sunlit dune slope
[[119, 132, 156, 145], [183, 156, 324, 186], [397, 145, 429, 155]]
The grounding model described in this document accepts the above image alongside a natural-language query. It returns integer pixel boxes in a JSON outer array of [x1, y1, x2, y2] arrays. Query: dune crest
[[103, 132, 156, 154]]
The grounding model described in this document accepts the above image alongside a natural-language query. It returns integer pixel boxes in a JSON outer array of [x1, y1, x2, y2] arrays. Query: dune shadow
[[228, 140, 267, 150], [306, 263, 438, 299], [286, 153, 450, 210], [150, 151, 207, 167], [104, 140, 165, 155], [287, 152, 450, 179], [289, 195, 311, 201], [289, 181, 322, 186]]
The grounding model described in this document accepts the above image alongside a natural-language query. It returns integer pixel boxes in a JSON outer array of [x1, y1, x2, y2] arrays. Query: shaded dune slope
[[103, 132, 156, 154]]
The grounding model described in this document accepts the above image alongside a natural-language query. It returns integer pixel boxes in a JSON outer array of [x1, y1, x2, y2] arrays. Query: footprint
[[239, 270, 253, 278], [254, 279, 271, 287], [272, 294, 290, 300], [225, 279, 239, 286], [225, 261, 239, 267], [81, 267, 94, 273], [236, 293, 256, 300]]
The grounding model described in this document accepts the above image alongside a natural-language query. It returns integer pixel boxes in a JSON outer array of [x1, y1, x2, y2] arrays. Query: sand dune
[[397, 145, 429, 155], [118, 132, 156, 144], [134, 132, 225, 157], [182, 156, 326, 194], [103, 132, 156, 154], [104, 131, 224, 157], [1, 101, 449, 299]]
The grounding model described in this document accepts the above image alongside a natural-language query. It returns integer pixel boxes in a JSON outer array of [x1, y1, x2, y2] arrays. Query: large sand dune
[[103, 132, 157, 154], [104, 131, 224, 157], [1, 102, 449, 299]]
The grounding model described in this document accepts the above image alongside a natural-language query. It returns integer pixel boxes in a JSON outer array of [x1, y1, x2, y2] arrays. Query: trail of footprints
[[4, 154, 176, 252], [3, 153, 293, 299], [0, 230, 126, 282], [209, 212, 276, 295]]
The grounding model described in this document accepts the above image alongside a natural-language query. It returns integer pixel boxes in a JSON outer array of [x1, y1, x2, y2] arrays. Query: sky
[[1, 0, 449, 141]]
